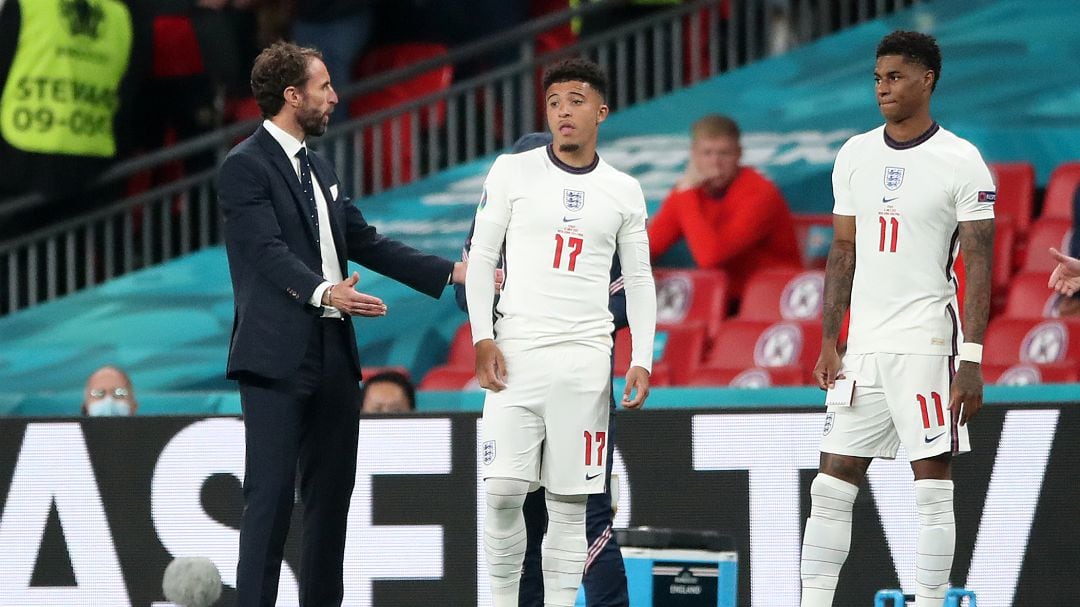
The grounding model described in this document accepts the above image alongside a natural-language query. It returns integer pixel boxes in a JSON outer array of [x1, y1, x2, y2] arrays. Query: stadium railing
[[0, 0, 927, 315]]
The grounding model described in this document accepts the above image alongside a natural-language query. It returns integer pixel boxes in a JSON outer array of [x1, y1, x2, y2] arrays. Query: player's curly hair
[[250, 41, 324, 119], [542, 57, 609, 101], [877, 30, 942, 92]]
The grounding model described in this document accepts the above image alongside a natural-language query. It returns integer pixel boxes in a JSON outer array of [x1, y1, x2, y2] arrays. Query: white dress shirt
[[263, 119, 344, 318]]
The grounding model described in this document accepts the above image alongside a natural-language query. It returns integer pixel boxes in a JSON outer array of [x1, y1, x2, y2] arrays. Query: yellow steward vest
[[0, 0, 132, 157]]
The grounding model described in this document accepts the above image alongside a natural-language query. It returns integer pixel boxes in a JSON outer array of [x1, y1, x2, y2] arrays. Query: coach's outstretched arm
[[814, 214, 856, 390], [953, 218, 994, 425]]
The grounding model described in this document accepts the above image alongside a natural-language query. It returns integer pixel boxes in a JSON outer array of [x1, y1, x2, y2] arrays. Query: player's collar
[[883, 121, 940, 150], [546, 144, 599, 175]]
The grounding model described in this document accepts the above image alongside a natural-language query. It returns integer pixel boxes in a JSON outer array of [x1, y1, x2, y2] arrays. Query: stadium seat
[[738, 268, 825, 322], [419, 323, 475, 389], [1040, 161, 1080, 220], [691, 320, 821, 386], [684, 365, 806, 388], [986, 362, 1079, 385], [654, 269, 728, 342], [1002, 271, 1062, 319], [792, 214, 833, 269], [350, 43, 453, 189], [988, 162, 1035, 236], [613, 324, 709, 386], [419, 367, 480, 390], [1021, 218, 1072, 273], [982, 318, 1080, 383]]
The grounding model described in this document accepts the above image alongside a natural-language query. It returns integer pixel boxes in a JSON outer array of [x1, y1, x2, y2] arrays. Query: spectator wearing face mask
[[81, 365, 138, 416]]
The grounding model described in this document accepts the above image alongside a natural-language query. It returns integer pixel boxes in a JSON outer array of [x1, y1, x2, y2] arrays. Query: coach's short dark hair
[[877, 30, 942, 91], [542, 58, 608, 101], [250, 41, 323, 119]]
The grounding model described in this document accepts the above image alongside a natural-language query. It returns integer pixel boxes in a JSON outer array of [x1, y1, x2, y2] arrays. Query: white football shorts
[[480, 342, 612, 495], [819, 353, 970, 461]]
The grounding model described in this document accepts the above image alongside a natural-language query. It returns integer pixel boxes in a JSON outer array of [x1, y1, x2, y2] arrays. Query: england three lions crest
[[884, 166, 905, 191], [563, 189, 585, 212]]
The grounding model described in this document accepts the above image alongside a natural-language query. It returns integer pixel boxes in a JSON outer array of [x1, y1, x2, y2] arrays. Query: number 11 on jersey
[[553, 233, 584, 271], [878, 216, 899, 252]]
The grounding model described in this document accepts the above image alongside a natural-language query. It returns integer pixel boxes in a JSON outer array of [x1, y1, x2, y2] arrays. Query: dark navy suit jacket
[[219, 125, 453, 380]]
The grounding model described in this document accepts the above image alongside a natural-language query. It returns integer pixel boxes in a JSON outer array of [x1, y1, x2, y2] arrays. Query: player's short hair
[[251, 41, 324, 119], [542, 58, 608, 101], [691, 114, 741, 142], [876, 30, 942, 92]]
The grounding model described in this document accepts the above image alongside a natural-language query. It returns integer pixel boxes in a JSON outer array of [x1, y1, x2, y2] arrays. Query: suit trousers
[[236, 318, 362, 607]]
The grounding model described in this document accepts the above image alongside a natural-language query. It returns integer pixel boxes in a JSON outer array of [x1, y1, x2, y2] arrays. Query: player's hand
[[1048, 247, 1080, 296], [813, 346, 844, 390], [494, 268, 505, 293], [621, 366, 650, 409], [474, 339, 508, 392], [330, 272, 388, 317], [949, 361, 983, 425]]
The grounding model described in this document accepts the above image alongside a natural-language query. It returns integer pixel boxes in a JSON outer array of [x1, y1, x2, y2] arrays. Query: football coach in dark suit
[[219, 41, 464, 607]]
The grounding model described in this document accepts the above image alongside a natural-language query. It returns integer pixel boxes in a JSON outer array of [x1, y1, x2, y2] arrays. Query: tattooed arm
[[952, 218, 995, 424], [814, 214, 856, 390]]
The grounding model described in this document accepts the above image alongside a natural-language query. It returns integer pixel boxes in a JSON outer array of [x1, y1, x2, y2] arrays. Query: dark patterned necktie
[[296, 147, 320, 245]]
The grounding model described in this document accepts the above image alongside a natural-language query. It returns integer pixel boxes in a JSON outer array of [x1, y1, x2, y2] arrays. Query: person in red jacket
[[648, 114, 800, 303]]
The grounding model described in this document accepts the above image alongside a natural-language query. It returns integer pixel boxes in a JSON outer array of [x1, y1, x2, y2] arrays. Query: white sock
[[915, 479, 955, 607], [484, 478, 531, 607], [801, 474, 859, 607], [541, 491, 587, 607]]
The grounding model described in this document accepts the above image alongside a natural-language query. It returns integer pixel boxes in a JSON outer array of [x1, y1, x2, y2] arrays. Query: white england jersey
[[466, 145, 656, 370], [834, 123, 995, 356]]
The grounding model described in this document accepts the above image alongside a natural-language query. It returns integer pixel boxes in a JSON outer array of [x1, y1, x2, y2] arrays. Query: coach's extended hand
[[475, 339, 508, 392], [327, 272, 388, 317]]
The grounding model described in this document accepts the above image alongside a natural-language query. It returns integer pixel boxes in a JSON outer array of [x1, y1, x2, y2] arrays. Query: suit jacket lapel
[[308, 152, 349, 268], [255, 127, 320, 244]]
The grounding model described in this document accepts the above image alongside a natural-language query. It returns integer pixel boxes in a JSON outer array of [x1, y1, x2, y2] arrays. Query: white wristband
[[958, 342, 983, 364]]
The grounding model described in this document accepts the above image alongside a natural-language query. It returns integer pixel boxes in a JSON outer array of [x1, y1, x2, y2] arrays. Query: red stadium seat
[[738, 268, 825, 322], [654, 269, 728, 341], [1040, 161, 1080, 220], [792, 214, 833, 269], [419, 367, 480, 391], [1002, 272, 1063, 319], [985, 362, 1079, 385], [1021, 219, 1072, 273], [988, 162, 1035, 236], [612, 325, 708, 386], [692, 320, 821, 386], [982, 318, 1080, 383], [685, 365, 806, 388], [350, 43, 453, 189], [419, 323, 476, 390]]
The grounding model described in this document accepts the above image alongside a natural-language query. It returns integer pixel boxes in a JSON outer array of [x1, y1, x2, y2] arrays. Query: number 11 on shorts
[[583, 430, 606, 466]]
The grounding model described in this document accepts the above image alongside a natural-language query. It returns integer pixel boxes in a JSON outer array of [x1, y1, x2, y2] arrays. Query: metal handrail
[[0, 0, 632, 221], [0, 0, 926, 314]]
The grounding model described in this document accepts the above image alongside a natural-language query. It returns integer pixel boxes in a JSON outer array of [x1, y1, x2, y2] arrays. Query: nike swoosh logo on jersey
[[882, 196, 899, 204], [585, 472, 602, 481], [924, 432, 946, 443], [563, 216, 580, 222]]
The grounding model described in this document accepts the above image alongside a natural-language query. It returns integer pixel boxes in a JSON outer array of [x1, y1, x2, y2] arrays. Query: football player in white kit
[[800, 31, 995, 607], [465, 58, 656, 607]]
